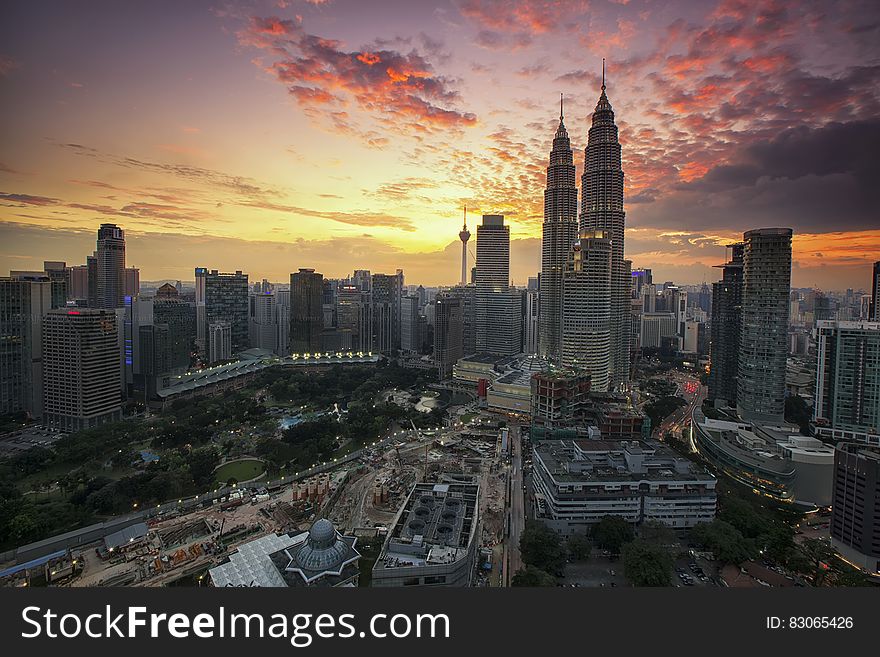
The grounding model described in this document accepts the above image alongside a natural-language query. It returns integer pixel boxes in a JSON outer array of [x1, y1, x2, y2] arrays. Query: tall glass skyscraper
[[195, 268, 249, 363], [708, 243, 744, 407], [737, 228, 793, 423], [96, 223, 125, 309], [290, 268, 324, 354], [539, 97, 578, 363], [475, 214, 521, 355], [578, 72, 630, 388], [814, 320, 880, 435]]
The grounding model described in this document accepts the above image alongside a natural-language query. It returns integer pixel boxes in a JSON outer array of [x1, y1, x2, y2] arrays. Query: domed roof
[[308, 518, 336, 549], [287, 518, 351, 573]]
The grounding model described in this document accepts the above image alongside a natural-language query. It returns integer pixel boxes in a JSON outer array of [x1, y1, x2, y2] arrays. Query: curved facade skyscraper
[[539, 96, 579, 362], [579, 72, 630, 388]]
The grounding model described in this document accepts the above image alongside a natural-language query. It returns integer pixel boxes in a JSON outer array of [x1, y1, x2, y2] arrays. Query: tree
[[519, 521, 567, 576], [567, 533, 592, 561], [832, 570, 873, 587], [592, 516, 635, 555], [797, 538, 836, 586], [622, 539, 674, 586], [511, 565, 557, 587], [186, 447, 221, 488], [690, 520, 757, 565]]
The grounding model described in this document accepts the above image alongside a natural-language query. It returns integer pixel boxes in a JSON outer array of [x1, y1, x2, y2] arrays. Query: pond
[[279, 415, 302, 430]]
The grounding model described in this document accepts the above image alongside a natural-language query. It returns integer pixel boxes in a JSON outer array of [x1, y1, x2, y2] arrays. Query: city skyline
[[1, 0, 879, 289]]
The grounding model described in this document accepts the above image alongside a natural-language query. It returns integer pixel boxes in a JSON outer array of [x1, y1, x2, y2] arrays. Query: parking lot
[[561, 557, 627, 587], [673, 553, 720, 587]]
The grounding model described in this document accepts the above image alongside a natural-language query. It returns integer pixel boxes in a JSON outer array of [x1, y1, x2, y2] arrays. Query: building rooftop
[[209, 519, 359, 587], [535, 439, 713, 484], [375, 483, 479, 571]]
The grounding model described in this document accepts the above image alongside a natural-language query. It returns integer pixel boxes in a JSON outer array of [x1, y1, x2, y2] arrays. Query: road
[[655, 375, 705, 446], [503, 427, 525, 585]]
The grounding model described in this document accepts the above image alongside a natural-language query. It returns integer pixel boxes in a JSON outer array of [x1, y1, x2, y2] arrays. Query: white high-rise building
[[562, 232, 612, 390]]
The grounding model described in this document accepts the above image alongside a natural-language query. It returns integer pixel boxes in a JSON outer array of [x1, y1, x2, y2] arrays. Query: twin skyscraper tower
[[539, 67, 630, 391]]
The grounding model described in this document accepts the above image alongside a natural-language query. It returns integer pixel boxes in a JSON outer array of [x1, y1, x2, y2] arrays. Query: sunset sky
[[1, 0, 878, 289]]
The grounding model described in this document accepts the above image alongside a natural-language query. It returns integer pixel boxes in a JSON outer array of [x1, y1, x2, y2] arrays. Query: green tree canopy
[[622, 539, 674, 587], [512, 565, 557, 587], [519, 521, 567, 575], [592, 515, 635, 555]]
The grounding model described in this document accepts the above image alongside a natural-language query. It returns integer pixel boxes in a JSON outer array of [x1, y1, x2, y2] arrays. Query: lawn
[[213, 458, 265, 484]]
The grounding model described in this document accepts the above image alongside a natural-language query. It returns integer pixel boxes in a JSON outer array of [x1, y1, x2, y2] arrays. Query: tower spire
[[459, 205, 471, 285], [560, 92, 564, 121], [602, 58, 606, 91]]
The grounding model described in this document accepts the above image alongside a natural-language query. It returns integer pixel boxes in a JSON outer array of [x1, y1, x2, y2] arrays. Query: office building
[[68, 264, 89, 303], [561, 231, 612, 390], [539, 97, 579, 362], [0, 278, 51, 417], [871, 261, 880, 321], [830, 443, 880, 573], [579, 71, 630, 388], [86, 254, 98, 308], [42, 308, 122, 431], [708, 243, 744, 406], [737, 228, 793, 424], [249, 290, 279, 353], [532, 440, 717, 535], [434, 294, 463, 379], [372, 482, 480, 587], [195, 268, 249, 363], [371, 271, 403, 353], [445, 284, 476, 356], [41, 261, 68, 309], [631, 268, 652, 299], [814, 320, 880, 435], [124, 267, 139, 299], [336, 284, 372, 352], [290, 268, 323, 354], [523, 288, 539, 355], [475, 214, 521, 355], [640, 312, 677, 349], [400, 295, 421, 353], [95, 223, 126, 309]]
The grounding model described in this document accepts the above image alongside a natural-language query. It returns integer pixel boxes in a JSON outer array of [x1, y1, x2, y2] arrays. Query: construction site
[[4, 414, 511, 588]]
